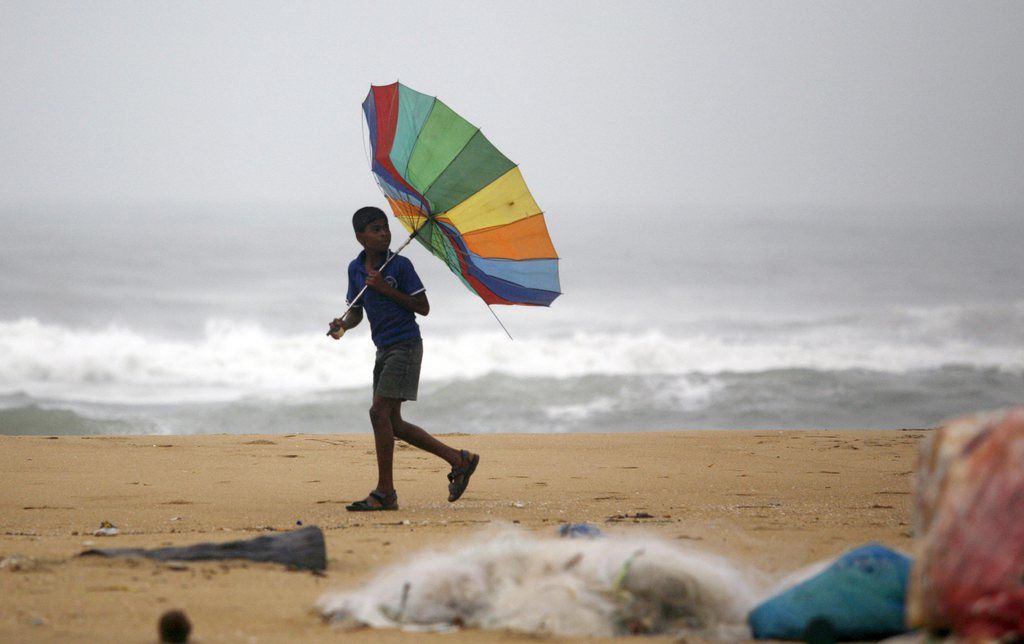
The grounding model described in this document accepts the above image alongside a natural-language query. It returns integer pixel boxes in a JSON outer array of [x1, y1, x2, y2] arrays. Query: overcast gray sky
[[2, 1, 1022, 212]]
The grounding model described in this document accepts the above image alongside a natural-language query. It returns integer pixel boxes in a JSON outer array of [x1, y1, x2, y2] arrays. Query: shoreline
[[1, 430, 922, 642]]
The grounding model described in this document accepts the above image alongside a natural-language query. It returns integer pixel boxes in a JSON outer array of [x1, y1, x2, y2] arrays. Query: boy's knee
[[369, 404, 389, 426]]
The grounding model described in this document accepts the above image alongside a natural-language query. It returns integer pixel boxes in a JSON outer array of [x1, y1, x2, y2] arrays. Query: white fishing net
[[317, 525, 766, 639]]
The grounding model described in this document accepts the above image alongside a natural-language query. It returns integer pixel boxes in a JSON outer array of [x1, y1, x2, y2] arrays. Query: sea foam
[[1, 304, 1022, 405]]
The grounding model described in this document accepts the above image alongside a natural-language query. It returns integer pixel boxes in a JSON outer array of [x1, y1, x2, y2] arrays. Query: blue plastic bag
[[748, 543, 911, 641], [557, 523, 603, 539]]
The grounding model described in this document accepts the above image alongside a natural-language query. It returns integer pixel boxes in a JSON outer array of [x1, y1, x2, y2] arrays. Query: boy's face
[[356, 218, 391, 252]]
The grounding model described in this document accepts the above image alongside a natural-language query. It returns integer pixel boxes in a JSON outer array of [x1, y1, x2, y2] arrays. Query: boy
[[329, 206, 479, 511]]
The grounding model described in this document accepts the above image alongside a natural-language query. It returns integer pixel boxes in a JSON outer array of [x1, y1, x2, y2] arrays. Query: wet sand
[[0, 430, 923, 642]]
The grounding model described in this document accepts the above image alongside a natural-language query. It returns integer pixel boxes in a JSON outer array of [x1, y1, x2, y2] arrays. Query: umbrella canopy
[[362, 82, 560, 307]]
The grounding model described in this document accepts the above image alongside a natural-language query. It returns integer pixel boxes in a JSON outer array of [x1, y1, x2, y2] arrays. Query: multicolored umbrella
[[361, 82, 560, 307]]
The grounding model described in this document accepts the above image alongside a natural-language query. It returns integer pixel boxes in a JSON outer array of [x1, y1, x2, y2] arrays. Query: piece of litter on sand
[[606, 512, 656, 522], [81, 525, 327, 571], [0, 555, 40, 572], [511, 501, 525, 508], [93, 521, 119, 537], [558, 523, 603, 539], [748, 542, 911, 641]]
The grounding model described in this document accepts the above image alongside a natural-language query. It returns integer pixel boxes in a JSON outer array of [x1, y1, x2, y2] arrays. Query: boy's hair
[[353, 206, 387, 233]]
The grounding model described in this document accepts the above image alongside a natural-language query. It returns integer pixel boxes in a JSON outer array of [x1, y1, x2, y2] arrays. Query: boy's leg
[[368, 394, 400, 494], [391, 405, 479, 502], [365, 338, 478, 503], [390, 404, 462, 467], [345, 394, 400, 511]]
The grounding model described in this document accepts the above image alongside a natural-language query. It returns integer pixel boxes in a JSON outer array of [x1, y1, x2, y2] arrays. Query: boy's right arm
[[336, 307, 362, 330], [330, 262, 364, 338], [329, 307, 362, 338]]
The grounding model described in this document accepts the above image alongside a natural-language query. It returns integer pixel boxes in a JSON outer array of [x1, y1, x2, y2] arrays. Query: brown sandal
[[447, 450, 480, 502], [345, 489, 399, 512]]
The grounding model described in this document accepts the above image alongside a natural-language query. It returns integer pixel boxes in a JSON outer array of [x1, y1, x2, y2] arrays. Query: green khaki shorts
[[372, 338, 423, 401]]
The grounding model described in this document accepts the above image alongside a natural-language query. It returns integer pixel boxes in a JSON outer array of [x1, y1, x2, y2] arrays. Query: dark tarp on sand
[[80, 525, 326, 571]]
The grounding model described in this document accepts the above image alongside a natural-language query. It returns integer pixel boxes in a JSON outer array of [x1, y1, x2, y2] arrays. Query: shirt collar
[[355, 249, 393, 274]]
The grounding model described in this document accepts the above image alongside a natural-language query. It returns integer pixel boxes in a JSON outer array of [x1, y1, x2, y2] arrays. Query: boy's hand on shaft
[[327, 317, 346, 339], [365, 269, 392, 294]]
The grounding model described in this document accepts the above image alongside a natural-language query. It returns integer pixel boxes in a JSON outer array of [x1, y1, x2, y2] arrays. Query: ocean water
[[1, 203, 1021, 435]]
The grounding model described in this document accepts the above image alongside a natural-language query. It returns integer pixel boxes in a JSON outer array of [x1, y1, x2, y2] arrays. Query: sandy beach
[[0, 430, 922, 642], [2, 430, 929, 638]]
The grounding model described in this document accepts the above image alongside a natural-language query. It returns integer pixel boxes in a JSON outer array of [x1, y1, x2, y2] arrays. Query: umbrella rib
[[360, 106, 373, 169], [431, 164, 531, 223], [487, 305, 514, 340], [404, 95, 439, 191], [433, 221, 560, 295], [418, 127, 482, 198], [374, 83, 432, 216], [459, 210, 544, 238]]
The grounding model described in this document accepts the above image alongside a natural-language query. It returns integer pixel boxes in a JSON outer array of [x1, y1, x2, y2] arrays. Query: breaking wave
[[1, 304, 1021, 406], [1, 304, 1021, 435]]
